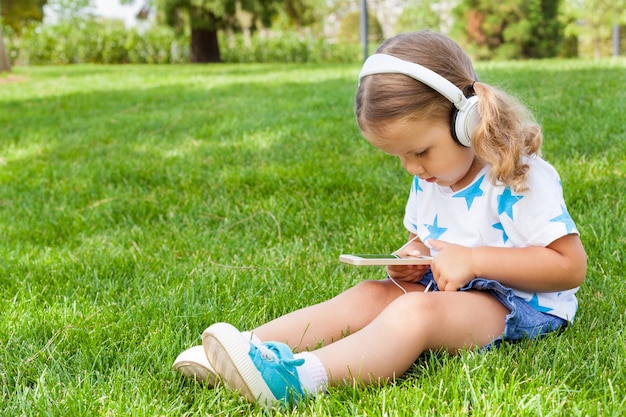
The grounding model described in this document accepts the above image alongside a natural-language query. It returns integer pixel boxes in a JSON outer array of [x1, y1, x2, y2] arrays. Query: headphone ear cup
[[451, 95, 480, 147]]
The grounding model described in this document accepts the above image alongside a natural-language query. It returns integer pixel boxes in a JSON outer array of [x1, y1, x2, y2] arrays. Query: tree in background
[[46, 0, 94, 22], [452, 0, 565, 59], [281, 0, 321, 30], [394, 0, 441, 34], [337, 10, 383, 44], [563, 0, 626, 58], [0, 0, 48, 32], [1, 0, 48, 68], [148, 0, 282, 63], [0, 2, 10, 72], [269, 0, 326, 41], [0, 29, 8, 72]]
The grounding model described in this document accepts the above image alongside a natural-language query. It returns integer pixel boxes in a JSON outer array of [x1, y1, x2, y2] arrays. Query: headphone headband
[[359, 54, 469, 110]]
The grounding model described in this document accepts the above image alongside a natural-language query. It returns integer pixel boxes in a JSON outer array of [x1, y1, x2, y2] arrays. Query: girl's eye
[[415, 150, 427, 157]]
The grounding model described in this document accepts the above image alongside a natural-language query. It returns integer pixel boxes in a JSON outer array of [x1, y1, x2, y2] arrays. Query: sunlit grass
[[1, 59, 625, 416]]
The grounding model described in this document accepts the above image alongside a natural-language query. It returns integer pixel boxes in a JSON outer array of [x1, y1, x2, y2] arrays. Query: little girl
[[173, 31, 587, 406]]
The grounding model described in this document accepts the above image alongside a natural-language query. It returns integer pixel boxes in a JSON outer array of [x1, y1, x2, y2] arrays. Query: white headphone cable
[[387, 235, 432, 294]]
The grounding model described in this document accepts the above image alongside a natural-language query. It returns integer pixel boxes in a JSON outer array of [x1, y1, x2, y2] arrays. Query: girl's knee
[[351, 279, 398, 299], [391, 292, 439, 318]]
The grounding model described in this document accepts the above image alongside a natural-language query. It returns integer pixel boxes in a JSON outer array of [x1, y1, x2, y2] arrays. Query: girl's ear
[[451, 95, 480, 148]]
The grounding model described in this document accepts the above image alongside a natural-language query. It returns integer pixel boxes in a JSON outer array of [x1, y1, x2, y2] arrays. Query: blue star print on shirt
[[497, 188, 523, 220], [453, 175, 485, 210], [423, 215, 447, 241], [549, 205, 576, 233], [528, 293, 553, 313], [412, 176, 423, 193], [492, 222, 509, 244]]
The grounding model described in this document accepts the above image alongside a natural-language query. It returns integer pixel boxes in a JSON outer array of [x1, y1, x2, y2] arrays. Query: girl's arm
[[429, 233, 587, 292]]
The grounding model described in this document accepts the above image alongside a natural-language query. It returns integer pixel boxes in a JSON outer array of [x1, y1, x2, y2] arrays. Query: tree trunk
[[0, 26, 10, 73], [191, 27, 221, 63]]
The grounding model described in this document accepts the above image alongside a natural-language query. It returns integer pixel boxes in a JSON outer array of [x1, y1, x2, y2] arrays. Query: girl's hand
[[429, 239, 476, 291], [387, 248, 429, 283]]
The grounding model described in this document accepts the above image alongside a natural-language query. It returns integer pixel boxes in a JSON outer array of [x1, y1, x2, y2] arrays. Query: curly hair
[[355, 31, 542, 192]]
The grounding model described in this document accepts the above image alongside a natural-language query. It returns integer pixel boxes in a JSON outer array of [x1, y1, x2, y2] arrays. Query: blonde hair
[[355, 31, 542, 192]]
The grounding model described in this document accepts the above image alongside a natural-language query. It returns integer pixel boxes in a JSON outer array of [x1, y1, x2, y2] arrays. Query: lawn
[[1, 58, 625, 416]]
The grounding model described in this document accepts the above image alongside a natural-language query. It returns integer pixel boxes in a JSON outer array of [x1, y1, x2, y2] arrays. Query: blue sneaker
[[202, 322, 305, 406]]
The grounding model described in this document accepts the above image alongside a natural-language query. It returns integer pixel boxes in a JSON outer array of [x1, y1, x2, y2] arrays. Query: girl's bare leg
[[312, 290, 509, 384], [252, 279, 426, 351]]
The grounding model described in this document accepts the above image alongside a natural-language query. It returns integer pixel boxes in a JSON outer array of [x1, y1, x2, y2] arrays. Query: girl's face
[[363, 118, 481, 191]]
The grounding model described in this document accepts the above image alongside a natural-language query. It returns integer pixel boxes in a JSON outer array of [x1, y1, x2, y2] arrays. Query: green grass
[[1, 58, 625, 416]]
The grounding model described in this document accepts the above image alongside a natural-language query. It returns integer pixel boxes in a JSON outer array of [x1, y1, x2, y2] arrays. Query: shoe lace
[[257, 343, 304, 367]]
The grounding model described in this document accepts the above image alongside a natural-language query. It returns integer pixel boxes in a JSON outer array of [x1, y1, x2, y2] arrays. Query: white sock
[[293, 351, 328, 396], [241, 331, 262, 346]]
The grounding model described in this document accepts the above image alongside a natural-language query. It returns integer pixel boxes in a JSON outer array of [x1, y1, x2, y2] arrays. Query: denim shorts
[[416, 271, 568, 349]]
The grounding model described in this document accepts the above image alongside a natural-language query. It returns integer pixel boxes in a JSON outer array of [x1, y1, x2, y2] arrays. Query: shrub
[[338, 11, 383, 44], [219, 32, 362, 64], [6, 20, 362, 65], [9, 20, 190, 65]]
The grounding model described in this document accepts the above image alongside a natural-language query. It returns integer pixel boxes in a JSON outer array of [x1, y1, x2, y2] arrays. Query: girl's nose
[[401, 155, 424, 176]]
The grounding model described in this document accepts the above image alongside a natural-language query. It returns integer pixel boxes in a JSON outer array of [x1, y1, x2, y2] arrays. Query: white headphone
[[358, 53, 480, 147]]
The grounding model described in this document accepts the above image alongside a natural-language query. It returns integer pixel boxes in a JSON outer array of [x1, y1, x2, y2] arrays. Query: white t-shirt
[[403, 156, 580, 322]]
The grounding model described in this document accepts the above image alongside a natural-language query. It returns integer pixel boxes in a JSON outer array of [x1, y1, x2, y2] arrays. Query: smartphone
[[339, 254, 433, 266]]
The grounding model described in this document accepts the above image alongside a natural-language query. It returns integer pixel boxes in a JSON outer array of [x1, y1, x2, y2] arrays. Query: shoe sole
[[172, 361, 216, 386], [202, 323, 277, 405], [172, 345, 217, 386]]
